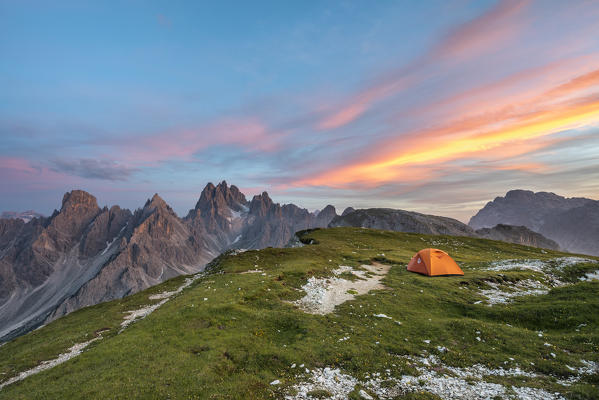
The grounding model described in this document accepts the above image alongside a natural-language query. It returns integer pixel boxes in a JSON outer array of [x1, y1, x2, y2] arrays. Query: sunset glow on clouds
[[1, 0, 598, 220]]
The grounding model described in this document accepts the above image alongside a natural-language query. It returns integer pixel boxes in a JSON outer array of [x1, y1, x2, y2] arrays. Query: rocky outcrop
[[341, 207, 355, 216], [316, 205, 337, 227], [329, 208, 476, 237], [475, 224, 559, 250], [469, 190, 599, 255]]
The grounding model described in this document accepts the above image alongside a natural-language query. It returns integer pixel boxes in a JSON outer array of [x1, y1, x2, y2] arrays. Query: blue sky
[[1, 0, 598, 221]]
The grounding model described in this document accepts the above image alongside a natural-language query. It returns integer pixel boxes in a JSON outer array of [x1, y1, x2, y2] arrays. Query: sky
[[1, 0, 598, 222]]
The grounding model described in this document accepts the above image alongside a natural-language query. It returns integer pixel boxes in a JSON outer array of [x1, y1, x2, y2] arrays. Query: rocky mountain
[[469, 190, 599, 255], [0, 210, 44, 223], [48, 194, 214, 322], [475, 224, 559, 250], [185, 181, 249, 252], [0, 182, 338, 341], [184, 181, 338, 250], [341, 207, 355, 216], [329, 208, 477, 237]]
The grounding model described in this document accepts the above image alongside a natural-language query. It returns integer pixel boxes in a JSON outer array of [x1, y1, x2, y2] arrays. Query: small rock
[[270, 380, 280, 385], [359, 389, 373, 399]]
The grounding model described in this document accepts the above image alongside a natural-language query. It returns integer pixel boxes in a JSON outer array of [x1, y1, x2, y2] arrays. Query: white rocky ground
[[477, 257, 598, 305], [488, 257, 596, 275], [0, 271, 205, 390], [0, 337, 101, 390], [292, 263, 391, 314], [120, 273, 204, 332], [480, 279, 549, 305], [580, 271, 599, 281], [285, 352, 592, 400]]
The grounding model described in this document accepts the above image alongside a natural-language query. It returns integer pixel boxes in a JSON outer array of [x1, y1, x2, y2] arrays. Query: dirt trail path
[[293, 262, 391, 314]]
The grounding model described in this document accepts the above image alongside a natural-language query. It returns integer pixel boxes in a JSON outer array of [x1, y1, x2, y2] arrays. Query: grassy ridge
[[0, 227, 597, 399]]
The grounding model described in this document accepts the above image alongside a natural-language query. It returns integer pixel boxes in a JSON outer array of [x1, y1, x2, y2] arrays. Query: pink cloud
[[433, 0, 529, 61], [119, 118, 281, 164], [0, 157, 37, 174], [0, 157, 77, 190], [316, 0, 530, 131]]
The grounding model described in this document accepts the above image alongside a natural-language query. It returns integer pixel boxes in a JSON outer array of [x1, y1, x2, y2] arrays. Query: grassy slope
[[0, 227, 597, 399]]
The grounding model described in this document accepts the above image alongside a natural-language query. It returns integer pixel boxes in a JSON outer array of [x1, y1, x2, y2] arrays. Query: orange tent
[[407, 248, 464, 276]]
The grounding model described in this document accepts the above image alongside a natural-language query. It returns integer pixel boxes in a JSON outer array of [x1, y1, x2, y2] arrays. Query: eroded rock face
[[0, 190, 107, 340], [50, 194, 212, 320], [329, 208, 476, 237], [475, 224, 559, 250], [469, 190, 599, 255], [236, 193, 337, 249], [341, 207, 355, 216]]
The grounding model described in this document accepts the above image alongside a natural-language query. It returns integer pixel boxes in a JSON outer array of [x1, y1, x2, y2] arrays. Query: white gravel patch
[[478, 257, 598, 305], [489, 257, 596, 275], [292, 263, 390, 315], [120, 272, 204, 332], [579, 270, 599, 281], [0, 336, 101, 390], [558, 360, 599, 386], [287, 354, 567, 400], [480, 279, 549, 305], [240, 269, 263, 274], [285, 367, 358, 399]]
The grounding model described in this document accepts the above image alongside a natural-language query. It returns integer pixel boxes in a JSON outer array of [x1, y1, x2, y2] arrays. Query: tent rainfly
[[407, 248, 464, 276]]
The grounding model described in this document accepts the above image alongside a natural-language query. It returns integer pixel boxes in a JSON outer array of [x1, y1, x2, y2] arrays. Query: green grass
[[0, 227, 597, 399]]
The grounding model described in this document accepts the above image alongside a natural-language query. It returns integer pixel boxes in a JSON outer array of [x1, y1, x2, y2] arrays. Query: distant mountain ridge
[[475, 224, 559, 250], [0, 210, 44, 223], [469, 189, 599, 255], [329, 208, 477, 237], [0, 182, 337, 341], [328, 208, 560, 250]]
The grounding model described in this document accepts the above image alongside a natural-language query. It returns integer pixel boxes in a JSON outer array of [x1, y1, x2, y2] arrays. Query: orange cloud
[[296, 95, 599, 188]]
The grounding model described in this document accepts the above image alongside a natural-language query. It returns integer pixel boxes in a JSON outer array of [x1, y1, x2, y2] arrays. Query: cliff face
[[0, 191, 108, 340], [50, 194, 212, 320], [469, 190, 599, 255]]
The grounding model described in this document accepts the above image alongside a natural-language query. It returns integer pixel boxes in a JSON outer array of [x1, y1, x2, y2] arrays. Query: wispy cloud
[[117, 118, 282, 164], [317, 0, 531, 130], [50, 159, 137, 181]]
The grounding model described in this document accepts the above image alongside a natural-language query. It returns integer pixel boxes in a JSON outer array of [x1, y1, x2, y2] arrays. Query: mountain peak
[[143, 193, 169, 212], [61, 190, 98, 212], [194, 180, 248, 213], [249, 192, 276, 217], [341, 207, 355, 216]]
